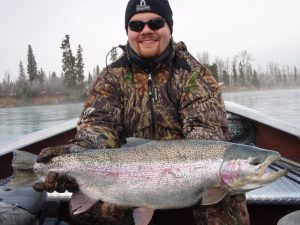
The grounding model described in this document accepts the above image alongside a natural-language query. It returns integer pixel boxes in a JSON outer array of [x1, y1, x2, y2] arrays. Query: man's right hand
[[34, 145, 79, 193]]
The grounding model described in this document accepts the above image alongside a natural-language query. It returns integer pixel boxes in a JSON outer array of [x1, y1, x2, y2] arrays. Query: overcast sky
[[0, 0, 299, 81]]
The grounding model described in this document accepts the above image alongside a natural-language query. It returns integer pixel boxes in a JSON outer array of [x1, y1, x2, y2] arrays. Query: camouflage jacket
[[72, 41, 228, 149]]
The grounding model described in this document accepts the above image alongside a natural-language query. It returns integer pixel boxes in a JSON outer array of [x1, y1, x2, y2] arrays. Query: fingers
[[66, 176, 79, 192], [33, 172, 78, 193], [33, 182, 45, 192], [55, 174, 67, 193], [44, 171, 58, 192], [37, 145, 71, 163]]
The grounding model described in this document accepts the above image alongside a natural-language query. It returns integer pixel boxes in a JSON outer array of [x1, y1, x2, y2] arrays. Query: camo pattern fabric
[[70, 41, 249, 225], [72, 41, 228, 148], [194, 194, 250, 225]]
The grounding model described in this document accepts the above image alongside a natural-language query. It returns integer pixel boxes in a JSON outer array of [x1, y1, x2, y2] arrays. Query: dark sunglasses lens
[[148, 19, 165, 30], [128, 21, 145, 32], [128, 19, 165, 32]]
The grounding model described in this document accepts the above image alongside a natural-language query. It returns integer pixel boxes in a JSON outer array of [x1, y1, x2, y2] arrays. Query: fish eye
[[250, 158, 261, 165]]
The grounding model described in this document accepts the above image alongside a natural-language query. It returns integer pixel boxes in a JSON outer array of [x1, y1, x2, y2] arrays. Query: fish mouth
[[244, 154, 287, 189]]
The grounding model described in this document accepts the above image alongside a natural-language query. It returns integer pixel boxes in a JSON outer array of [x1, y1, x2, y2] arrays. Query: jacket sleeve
[[179, 67, 228, 141], [70, 69, 124, 149]]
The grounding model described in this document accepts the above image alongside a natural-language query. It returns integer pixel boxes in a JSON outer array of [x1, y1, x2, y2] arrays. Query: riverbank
[[0, 86, 297, 108], [0, 96, 83, 108]]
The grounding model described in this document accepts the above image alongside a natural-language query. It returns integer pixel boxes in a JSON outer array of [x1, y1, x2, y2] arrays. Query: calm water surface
[[0, 103, 83, 144], [0, 88, 299, 145], [223, 88, 300, 127]]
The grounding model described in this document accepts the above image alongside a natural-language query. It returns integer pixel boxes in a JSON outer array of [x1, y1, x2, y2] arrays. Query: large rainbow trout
[[10, 138, 286, 225]]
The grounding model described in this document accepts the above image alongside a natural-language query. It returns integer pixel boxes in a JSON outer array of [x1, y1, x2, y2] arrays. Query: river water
[[0, 88, 299, 145], [0, 103, 83, 145], [223, 88, 300, 127]]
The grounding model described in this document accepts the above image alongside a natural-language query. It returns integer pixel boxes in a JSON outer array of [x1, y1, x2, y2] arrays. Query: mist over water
[[0, 88, 299, 145], [223, 88, 300, 127]]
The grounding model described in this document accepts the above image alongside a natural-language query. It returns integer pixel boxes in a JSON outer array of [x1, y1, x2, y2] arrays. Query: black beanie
[[125, 0, 173, 33]]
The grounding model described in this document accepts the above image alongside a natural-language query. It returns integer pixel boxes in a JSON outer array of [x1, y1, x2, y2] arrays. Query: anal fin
[[70, 191, 98, 215], [133, 207, 154, 225]]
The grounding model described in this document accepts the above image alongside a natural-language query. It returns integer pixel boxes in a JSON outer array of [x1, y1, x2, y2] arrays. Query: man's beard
[[137, 42, 161, 59]]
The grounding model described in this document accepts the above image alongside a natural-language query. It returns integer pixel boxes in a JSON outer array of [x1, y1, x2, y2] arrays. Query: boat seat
[[0, 185, 46, 225], [0, 185, 47, 214], [0, 183, 70, 225]]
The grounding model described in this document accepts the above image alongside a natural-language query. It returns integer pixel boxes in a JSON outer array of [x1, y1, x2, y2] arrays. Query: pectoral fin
[[70, 191, 98, 215], [201, 187, 228, 205], [133, 207, 154, 225]]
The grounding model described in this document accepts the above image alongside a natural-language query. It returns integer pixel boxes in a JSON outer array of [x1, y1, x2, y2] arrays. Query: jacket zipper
[[148, 73, 156, 139]]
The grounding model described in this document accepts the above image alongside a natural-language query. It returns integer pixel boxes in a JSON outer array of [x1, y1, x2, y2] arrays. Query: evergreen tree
[[2, 71, 12, 97], [61, 34, 76, 88], [27, 45, 38, 82], [232, 62, 238, 87], [38, 68, 46, 85], [206, 63, 219, 82], [239, 62, 245, 86], [88, 72, 93, 84], [294, 66, 298, 83], [18, 61, 27, 83], [252, 69, 260, 88], [50, 71, 58, 80], [75, 44, 85, 87], [17, 61, 30, 98], [222, 70, 230, 86], [283, 73, 287, 84], [245, 64, 253, 87], [92, 65, 100, 79]]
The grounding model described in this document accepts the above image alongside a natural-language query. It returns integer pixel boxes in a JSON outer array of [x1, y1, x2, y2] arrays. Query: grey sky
[[0, 0, 299, 81]]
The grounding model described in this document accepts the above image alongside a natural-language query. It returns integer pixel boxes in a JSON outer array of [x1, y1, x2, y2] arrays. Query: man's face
[[127, 12, 172, 59]]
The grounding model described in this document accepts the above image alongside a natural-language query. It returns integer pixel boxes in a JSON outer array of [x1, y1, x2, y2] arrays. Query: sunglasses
[[128, 18, 166, 32]]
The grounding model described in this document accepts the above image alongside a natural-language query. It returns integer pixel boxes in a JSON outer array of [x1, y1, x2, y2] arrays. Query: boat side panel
[[255, 122, 300, 162], [0, 129, 76, 179]]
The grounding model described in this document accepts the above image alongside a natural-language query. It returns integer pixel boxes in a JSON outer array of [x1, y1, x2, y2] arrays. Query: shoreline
[[0, 96, 83, 108], [1, 87, 299, 108]]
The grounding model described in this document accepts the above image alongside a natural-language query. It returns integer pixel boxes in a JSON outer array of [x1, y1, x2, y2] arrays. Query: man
[[36, 0, 250, 224]]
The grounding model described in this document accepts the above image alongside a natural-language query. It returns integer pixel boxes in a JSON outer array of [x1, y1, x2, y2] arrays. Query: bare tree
[[196, 51, 210, 65]]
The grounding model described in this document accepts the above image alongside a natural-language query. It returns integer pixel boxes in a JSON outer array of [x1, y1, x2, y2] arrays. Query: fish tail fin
[[8, 150, 39, 188]]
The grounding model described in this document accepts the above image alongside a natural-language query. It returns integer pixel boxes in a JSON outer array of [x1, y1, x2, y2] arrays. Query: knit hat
[[125, 0, 173, 33]]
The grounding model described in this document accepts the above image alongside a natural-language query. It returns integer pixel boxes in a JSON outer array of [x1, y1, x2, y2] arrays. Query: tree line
[[1, 37, 299, 102], [0, 34, 99, 101], [197, 50, 300, 89]]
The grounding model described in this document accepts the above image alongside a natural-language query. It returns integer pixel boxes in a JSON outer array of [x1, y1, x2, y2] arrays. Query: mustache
[[139, 33, 159, 41]]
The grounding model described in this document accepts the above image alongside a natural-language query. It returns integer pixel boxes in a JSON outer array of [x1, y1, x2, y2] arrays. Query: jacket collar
[[126, 41, 173, 73]]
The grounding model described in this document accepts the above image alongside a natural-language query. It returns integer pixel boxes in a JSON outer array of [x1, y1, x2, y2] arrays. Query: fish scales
[[11, 137, 286, 224], [38, 140, 230, 208]]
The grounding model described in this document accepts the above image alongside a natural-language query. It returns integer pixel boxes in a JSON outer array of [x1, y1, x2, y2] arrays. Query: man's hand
[[34, 145, 79, 193], [36, 145, 71, 163]]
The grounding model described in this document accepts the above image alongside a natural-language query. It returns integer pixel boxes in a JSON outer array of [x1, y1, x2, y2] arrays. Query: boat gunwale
[[0, 118, 78, 156]]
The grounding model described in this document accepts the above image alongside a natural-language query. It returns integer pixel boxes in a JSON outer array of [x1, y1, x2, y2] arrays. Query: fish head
[[220, 144, 286, 192]]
